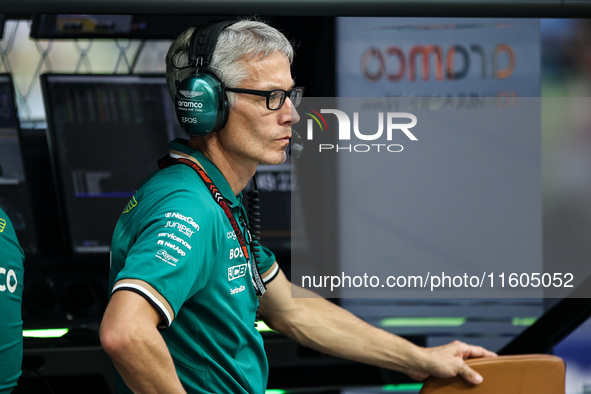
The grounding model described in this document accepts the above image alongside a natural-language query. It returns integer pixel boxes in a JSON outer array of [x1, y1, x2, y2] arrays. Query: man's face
[[219, 52, 300, 166]]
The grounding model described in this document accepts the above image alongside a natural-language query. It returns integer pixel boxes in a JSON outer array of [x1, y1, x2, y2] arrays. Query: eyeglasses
[[225, 86, 304, 110]]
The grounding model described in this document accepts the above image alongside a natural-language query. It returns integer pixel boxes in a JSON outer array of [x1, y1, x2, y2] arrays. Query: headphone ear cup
[[175, 71, 229, 136]]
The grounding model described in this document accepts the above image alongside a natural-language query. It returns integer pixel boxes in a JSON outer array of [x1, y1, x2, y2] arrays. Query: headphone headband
[[188, 20, 237, 68]]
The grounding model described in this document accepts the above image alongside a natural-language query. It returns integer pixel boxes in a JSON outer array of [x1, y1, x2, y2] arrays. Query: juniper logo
[[303, 107, 418, 153]]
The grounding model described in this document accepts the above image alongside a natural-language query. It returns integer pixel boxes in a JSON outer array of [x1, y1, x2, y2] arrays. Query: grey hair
[[166, 19, 294, 106]]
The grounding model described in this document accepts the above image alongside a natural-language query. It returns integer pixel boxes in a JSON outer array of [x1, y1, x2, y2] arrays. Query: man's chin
[[259, 152, 287, 166]]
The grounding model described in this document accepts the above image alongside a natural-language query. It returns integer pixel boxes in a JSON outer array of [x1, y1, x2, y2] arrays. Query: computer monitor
[[30, 14, 226, 39], [0, 73, 39, 255], [42, 73, 184, 261]]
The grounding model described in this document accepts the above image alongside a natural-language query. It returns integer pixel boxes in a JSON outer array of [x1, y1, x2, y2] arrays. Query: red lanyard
[[158, 154, 267, 296]]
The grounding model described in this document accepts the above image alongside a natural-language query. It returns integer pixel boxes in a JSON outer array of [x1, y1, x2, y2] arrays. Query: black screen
[[0, 74, 39, 255], [42, 74, 184, 258]]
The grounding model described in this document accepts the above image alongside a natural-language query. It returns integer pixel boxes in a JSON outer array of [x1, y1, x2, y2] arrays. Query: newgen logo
[[303, 108, 418, 153]]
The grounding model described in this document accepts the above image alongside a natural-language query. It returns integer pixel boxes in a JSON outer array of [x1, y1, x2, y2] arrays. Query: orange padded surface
[[419, 354, 565, 394]]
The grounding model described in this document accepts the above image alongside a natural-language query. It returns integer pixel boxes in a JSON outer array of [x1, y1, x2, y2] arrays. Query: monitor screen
[[0, 73, 39, 255], [42, 74, 184, 259], [31, 14, 230, 39]]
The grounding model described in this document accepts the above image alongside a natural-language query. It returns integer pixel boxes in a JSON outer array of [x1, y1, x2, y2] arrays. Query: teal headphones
[[174, 21, 236, 136]]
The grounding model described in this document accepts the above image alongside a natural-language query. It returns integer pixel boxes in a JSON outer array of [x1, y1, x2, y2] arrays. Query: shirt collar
[[168, 138, 241, 207]]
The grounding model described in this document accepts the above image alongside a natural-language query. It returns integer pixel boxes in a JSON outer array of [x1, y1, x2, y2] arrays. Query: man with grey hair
[[100, 19, 495, 393]]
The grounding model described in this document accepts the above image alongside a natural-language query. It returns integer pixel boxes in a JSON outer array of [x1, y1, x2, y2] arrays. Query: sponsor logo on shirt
[[229, 247, 244, 260], [164, 212, 199, 230], [122, 196, 138, 213], [0, 267, 18, 293], [155, 249, 179, 266], [228, 263, 247, 281], [164, 221, 195, 238], [157, 240, 187, 256], [157, 232, 192, 250], [0, 218, 6, 233], [230, 285, 245, 295]]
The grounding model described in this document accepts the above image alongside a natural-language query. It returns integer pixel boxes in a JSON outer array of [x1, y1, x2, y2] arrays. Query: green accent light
[[23, 328, 70, 338], [265, 390, 286, 394], [256, 321, 275, 333], [382, 383, 424, 392], [512, 317, 537, 326], [381, 317, 466, 327]]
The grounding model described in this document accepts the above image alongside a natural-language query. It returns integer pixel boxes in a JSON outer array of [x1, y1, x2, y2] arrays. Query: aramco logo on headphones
[[302, 107, 418, 153], [178, 90, 205, 109]]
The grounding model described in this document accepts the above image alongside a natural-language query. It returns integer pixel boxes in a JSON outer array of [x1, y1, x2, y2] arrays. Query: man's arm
[[99, 290, 186, 393], [258, 268, 496, 384]]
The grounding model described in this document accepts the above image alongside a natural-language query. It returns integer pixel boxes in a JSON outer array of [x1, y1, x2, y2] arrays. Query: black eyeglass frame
[[225, 86, 304, 110]]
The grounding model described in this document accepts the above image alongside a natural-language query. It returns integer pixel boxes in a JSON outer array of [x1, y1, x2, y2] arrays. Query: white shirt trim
[[112, 282, 173, 328], [262, 263, 280, 284]]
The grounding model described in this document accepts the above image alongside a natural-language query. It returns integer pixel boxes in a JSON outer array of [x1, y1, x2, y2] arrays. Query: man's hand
[[411, 340, 498, 384]]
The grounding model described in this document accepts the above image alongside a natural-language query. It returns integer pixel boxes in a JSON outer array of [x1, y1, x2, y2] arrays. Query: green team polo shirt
[[0, 207, 25, 394], [109, 139, 278, 394]]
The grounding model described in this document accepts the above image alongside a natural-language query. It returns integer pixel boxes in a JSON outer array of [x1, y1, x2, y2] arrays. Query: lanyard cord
[[246, 175, 262, 284], [158, 154, 267, 296]]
